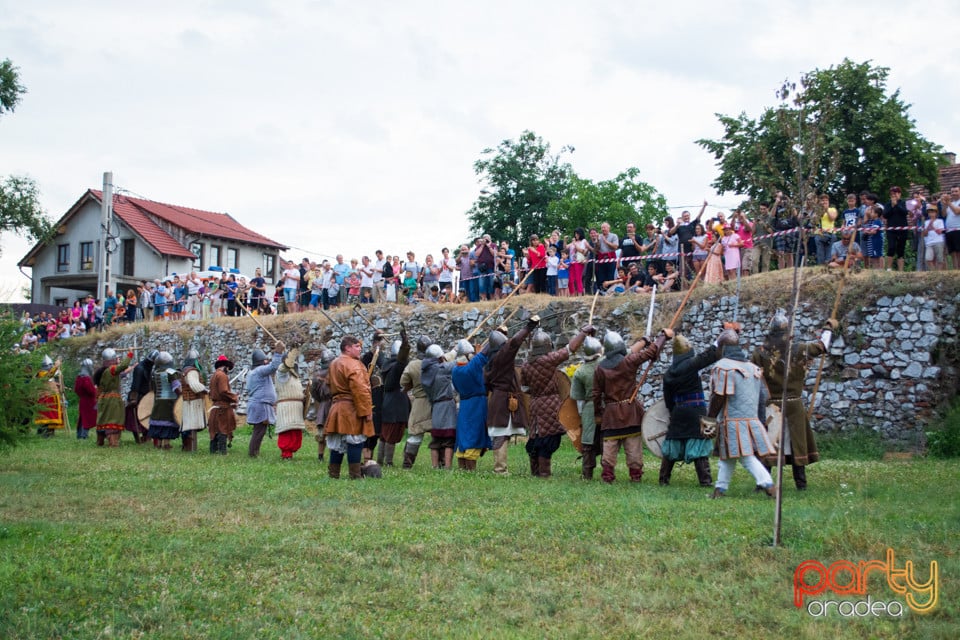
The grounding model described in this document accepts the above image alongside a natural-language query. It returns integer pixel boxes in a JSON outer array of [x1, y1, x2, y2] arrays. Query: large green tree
[[697, 59, 944, 204], [0, 58, 51, 254], [467, 131, 666, 246]]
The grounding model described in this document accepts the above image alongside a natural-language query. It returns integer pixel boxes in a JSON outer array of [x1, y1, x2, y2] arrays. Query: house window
[[80, 242, 94, 271], [227, 248, 238, 271], [263, 254, 276, 284], [122, 239, 135, 276], [190, 242, 203, 270], [54, 298, 67, 307], [57, 244, 70, 272], [210, 245, 222, 268]]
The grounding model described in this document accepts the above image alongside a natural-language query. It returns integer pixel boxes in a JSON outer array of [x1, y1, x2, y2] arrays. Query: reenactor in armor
[[570, 337, 603, 479], [148, 351, 181, 450], [180, 349, 208, 452]]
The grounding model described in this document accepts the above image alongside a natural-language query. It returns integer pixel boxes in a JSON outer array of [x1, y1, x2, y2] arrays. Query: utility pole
[[98, 171, 114, 299]]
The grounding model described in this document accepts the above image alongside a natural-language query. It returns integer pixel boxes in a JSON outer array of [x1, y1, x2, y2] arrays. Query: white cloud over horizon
[[2, 0, 959, 300]]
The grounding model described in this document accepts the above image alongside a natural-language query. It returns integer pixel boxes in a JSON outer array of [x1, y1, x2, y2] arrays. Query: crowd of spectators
[[15, 186, 959, 346]]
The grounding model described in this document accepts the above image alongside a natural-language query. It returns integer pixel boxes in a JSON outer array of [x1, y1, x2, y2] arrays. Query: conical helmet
[[602, 331, 626, 357], [156, 351, 174, 368], [529, 329, 553, 357], [455, 339, 474, 357], [251, 348, 269, 367], [582, 336, 602, 360], [416, 335, 432, 354], [425, 344, 443, 359]]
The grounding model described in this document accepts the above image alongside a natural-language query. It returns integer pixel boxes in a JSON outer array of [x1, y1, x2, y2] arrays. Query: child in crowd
[[402, 270, 418, 304], [557, 254, 570, 297], [862, 205, 885, 269], [545, 246, 559, 296], [346, 270, 361, 304]]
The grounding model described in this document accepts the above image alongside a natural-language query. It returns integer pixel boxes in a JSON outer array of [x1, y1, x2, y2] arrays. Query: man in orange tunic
[[324, 335, 375, 479]]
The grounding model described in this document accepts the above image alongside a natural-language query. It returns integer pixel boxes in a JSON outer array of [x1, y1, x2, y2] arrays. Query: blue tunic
[[452, 353, 492, 452], [246, 353, 282, 425]]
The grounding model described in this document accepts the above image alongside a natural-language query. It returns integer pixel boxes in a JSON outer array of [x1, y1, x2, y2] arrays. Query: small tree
[[0, 312, 51, 450]]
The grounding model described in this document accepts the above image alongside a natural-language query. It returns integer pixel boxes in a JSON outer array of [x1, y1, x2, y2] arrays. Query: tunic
[[751, 338, 824, 465], [96, 354, 134, 431], [452, 353, 493, 453], [124, 359, 153, 433], [484, 332, 528, 434], [421, 353, 457, 439], [593, 339, 663, 440], [400, 359, 432, 436], [180, 366, 208, 433], [381, 355, 411, 425], [520, 348, 571, 439], [570, 358, 599, 446], [148, 368, 182, 440], [324, 354, 375, 438], [246, 353, 282, 425], [74, 373, 98, 431], [710, 356, 774, 460], [208, 368, 238, 438], [36, 370, 65, 429], [661, 348, 720, 461]]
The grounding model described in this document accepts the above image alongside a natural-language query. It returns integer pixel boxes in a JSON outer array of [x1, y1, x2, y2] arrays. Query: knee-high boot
[[581, 448, 596, 480], [328, 463, 341, 479], [537, 456, 551, 478], [216, 434, 228, 455], [658, 459, 676, 486], [529, 455, 540, 477], [376, 442, 386, 465], [348, 462, 362, 479], [694, 457, 713, 486], [382, 442, 395, 466], [792, 464, 807, 490], [402, 442, 419, 469]]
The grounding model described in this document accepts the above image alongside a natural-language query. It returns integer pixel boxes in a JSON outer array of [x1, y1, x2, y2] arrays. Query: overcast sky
[[2, 0, 959, 301]]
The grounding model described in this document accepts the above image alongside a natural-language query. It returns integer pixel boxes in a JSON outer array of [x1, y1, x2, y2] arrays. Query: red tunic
[[74, 374, 98, 430]]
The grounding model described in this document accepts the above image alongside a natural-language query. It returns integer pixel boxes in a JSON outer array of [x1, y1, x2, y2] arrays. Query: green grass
[[0, 429, 957, 639]]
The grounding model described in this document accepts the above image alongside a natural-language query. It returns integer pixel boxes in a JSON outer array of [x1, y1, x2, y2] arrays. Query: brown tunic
[[208, 368, 238, 438], [520, 347, 571, 438], [593, 337, 664, 440], [324, 354, 375, 437], [485, 330, 529, 429]]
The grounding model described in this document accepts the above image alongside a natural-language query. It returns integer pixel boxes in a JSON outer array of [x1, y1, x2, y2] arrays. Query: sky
[[2, 0, 959, 301]]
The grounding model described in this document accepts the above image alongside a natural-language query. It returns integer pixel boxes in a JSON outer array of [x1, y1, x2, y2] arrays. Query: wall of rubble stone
[[55, 291, 959, 449]]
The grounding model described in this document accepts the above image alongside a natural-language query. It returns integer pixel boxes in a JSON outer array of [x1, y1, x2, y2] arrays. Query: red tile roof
[[93, 190, 287, 252], [939, 164, 960, 193]]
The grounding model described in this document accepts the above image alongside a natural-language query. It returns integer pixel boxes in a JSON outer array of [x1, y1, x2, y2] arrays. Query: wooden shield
[[640, 398, 670, 458], [765, 404, 783, 451], [173, 397, 183, 425], [204, 394, 213, 416], [137, 391, 155, 429], [555, 370, 582, 452]]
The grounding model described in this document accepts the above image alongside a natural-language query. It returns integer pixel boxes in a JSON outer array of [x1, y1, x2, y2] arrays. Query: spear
[[235, 298, 280, 343], [774, 256, 805, 547]]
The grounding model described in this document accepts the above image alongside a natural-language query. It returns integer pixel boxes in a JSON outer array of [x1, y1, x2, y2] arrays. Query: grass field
[[0, 428, 956, 640]]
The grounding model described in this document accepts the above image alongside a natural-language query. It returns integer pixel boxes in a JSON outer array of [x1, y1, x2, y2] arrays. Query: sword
[[645, 285, 657, 336]]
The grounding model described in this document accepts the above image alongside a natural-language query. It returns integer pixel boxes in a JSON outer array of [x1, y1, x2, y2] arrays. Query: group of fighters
[[62, 306, 835, 495]]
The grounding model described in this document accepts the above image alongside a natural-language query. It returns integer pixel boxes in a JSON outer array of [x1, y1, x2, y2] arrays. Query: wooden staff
[[806, 224, 859, 418], [235, 298, 280, 343], [464, 267, 535, 342], [587, 290, 601, 325], [477, 304, 525, 350]]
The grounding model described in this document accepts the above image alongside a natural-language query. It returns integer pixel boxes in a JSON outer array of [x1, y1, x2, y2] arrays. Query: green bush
[[0, 310, 55, 450], [927, 400, 960, 458]]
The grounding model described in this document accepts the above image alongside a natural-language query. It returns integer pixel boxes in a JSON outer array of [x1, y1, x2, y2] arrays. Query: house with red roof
[[18, 189, 287, 305]]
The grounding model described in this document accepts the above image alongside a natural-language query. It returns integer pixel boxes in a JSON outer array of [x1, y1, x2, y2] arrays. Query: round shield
[[173, 397, 183, 425], [765, 404, 783, 451], [641, 398, 670, 458], [137, 391, 155, 429]]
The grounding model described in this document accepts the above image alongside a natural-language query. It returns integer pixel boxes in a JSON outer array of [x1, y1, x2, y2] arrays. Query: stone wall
[[55, 291, 960, 449]]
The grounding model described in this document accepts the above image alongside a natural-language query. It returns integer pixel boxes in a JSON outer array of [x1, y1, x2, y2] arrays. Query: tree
[[467, 130, 574, 249], [1, 58, 27, 116], [0, 59, 52, 254], [548, 167, 667, 233], [0, 312, 51, 450], [467, 131, 667, 246], [697, 59, 944, 205]]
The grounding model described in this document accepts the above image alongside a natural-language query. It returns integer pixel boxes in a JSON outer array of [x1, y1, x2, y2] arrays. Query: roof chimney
[[946, 152, 957, 165]]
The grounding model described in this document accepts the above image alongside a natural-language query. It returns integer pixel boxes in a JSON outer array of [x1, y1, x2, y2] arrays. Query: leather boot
[[465, 459, 477, 471], [792, 464, 807, 490], [383, 443, 395, 466], [537, 456, 551, 478], [457, 457, 469, 470], [493, 444, 509, 475], [348, 462, 362, 479], [362, 447, 373, 463], [328, 463, 341, 479], [694, 457, 713, 487], [601, 462, 615, 484], [209, 437, 217, 454], [376, 442, 386, 465], [629, 467, 643, 483], [581, 449, 596, 480], [402, 442, 418, 469], [108, 433, 121, 448], [183, 433, 196, 452], [96, 431, 106, 447], [217, 434, 228, 455], [658, 459, 676, 486], [529, 456, 540, 477]]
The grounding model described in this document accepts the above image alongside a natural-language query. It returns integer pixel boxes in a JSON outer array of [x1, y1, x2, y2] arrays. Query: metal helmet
[[488, 330, 507, 351], [582, 336, 602, 360], [79, 358, 95, 378], [183, 349, 200, 369], [390, 340, 403, 357], [251, 348, 269, 367], [425, 344, 443, 359], [416, 335, 432, 355], [156, 351, 174, 368], [529, 329, 553, 357], [717, 328, 740, 348], [602, 331, 627, 357], [672, 334, 692, 356], [768, 310, 789, 336], [455, 339, 474, 357], [146, 349, 159, 363], [102, 348, 118, 362], [40, 355, 54, 370], [319, 349, 336, 369]]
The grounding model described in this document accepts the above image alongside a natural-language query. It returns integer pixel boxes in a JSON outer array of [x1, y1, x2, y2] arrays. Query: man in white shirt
[[185, 271, 203, 320], [373, 250, 386, 302], [282, 260, 302, 313], [942, 186, 960, 270], [359, 256, 375, 303]]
